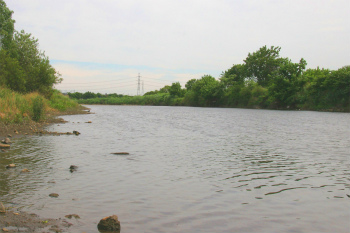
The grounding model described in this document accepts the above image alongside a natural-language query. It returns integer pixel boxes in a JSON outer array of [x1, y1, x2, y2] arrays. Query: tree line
[[0, 0, 61, 98], [77, 45, 349, 111]]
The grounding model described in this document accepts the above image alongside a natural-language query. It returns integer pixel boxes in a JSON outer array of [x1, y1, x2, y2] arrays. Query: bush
[[32, 96, 44, 122]]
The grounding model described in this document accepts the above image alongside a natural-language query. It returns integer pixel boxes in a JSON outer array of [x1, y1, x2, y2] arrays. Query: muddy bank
[[0, 107, 91, 138], [0, 210, 73, 233]]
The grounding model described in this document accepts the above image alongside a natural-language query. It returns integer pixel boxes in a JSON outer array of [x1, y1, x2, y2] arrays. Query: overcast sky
[[6, 0, 350, 95]]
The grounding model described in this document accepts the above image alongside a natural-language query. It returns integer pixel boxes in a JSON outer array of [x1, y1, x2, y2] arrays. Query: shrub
[[32, 96, 44, 122]]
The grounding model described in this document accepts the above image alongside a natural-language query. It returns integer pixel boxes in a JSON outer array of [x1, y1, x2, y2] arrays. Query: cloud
[[6, 0, 350, 95]]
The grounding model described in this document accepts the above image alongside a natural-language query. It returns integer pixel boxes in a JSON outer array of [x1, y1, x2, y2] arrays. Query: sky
[[6, 0, 350, 95]]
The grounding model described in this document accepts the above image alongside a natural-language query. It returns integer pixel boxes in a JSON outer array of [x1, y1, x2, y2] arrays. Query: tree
[[169, 82, 185, 97], [190, 75, 223, 107], [7, 30, 62, 96], [0, 0, 15, 50], [0, 49, 26, 92], [220, 63, 247, 87], [185, 79, 197, 91], [267, 58, 307, 108], [244, 45, 283, 86]]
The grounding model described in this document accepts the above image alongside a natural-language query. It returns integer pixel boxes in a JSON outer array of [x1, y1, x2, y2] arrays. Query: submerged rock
[[6, 164, 16, 169], [69, 165, 78, 172], [97, 215, 121, 232], [73, 130, 80, 135], [49, 193, 59, 198], [111, 152, 130, 155], [21, 168, 30, 173], [65, 214, 80, 219]]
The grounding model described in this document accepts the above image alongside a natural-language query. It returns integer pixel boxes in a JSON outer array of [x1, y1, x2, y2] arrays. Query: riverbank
[[1, 107, 91, 232], [0, 210, 74, 233], [0, 106, 90, 138]]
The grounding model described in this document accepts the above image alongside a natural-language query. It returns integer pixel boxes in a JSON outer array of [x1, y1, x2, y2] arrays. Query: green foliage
[[169, 82, 185, 97], [0, 1, 62, 96], [0, 0, 15, 50], [32, 96, 44, 122], [244, 45, 283, 86], [184, 75, 223, 107], [68, 91, 125, 99], [300, 66, 350, 110], [0, 49, 26, 92], [220, 64, 246, 87], [49, 90, 79, 111]]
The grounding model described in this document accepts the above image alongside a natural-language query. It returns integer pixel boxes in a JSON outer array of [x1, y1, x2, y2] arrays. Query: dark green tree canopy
[[0, 0, 15, 49], [0, 1, 62, 97], [244, 45, 283, 86]]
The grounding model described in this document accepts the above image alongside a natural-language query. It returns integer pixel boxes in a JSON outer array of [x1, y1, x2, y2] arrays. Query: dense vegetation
[[74, 46, 349, 112], [0, 0, 79, 123]]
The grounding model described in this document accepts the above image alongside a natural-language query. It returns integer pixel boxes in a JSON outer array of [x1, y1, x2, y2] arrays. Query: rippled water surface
[[1, 106, 349, 232]]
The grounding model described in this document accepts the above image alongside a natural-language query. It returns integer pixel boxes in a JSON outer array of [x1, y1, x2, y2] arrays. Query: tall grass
[[49, 89, 80, 111], [0, 87, 79, 124]]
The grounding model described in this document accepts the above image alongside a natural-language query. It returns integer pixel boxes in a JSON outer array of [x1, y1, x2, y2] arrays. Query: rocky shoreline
[[0, 210, 74, 233], [0, 108, 98, 233]]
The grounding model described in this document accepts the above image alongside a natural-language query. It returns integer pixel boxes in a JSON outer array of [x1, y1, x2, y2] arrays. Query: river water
[[1, 106, 349, 233]]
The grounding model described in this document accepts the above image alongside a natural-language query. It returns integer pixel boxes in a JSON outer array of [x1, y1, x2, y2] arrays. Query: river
[[1, 105, 349, 232]]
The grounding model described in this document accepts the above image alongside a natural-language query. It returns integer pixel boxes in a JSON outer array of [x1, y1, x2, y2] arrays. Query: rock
[[73, 130, 80, 135], [6, 164, 16, 169], [21, 168, 30, 173], [2, 228, 9, 232], [65, 214, 80, 219], [1, 138, 11, 144], [7, 134, 12, 138], [14, 130, 18, 134], [111, 152, 130, 155], [86, 121, 92, 123], [69, 165, 78, 172], [97, 215, 121, 232], [0, 143, 10, 149], [49, 193, 59, 198]]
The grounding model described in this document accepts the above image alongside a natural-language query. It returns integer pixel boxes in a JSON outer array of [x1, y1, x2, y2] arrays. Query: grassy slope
[[0, 87, 83, 124]]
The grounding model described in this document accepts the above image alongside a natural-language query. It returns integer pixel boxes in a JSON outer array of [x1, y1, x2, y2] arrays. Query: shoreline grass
[[0, 87, 82, 124]]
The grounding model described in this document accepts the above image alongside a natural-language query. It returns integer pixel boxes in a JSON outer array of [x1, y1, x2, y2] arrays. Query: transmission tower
[[137, 73, 141, 96]]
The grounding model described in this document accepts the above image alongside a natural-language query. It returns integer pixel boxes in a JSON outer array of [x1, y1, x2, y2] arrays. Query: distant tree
[[267, 58, 307, 108], [82, 91, 96, 99], [244, 45, 283, 86], [185, 79, 197, 91], [220, 64, 247, 87], [190, 75, 223, 107], [159, 85, 170, 93], [169, 82, 185, 97]]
